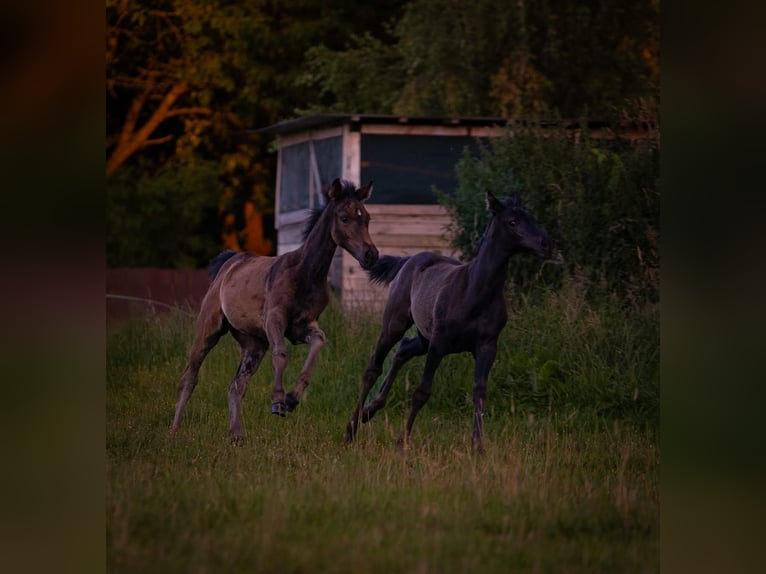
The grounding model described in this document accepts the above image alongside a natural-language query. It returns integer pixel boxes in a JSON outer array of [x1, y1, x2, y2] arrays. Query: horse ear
[[357, 181, 374, 201], [508, 193, 521, 208], [485, 190, 503, 214], [327, 178, 343, 201]]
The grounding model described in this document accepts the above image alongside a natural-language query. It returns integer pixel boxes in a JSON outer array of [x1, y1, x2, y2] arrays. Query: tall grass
[[107, 280, 658, 573]]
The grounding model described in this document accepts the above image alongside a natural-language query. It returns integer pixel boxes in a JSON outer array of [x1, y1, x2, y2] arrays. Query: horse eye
[[340, 215, 350, 224], [508, 219, 517, 227]]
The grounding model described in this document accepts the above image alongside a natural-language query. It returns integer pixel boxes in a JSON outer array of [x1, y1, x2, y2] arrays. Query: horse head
[[486, 191, 563, 263], [326, 178, 379, 270]]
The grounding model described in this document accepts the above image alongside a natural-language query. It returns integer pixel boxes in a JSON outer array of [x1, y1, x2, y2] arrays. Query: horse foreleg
[[227, 333, 267, 443], [266, 312, 289, 416], [397, 346, 444, 450], [285, 321, 325, 411], [471, 342, 497, 454]]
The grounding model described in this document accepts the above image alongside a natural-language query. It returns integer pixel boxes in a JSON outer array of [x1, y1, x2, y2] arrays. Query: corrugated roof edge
[[251, 114, 522, 135], [251, 113, 639, 136]]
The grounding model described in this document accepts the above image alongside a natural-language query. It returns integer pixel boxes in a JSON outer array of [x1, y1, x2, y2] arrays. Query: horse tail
[[368, 255, 410, 285], [207, 250, 238, 280]]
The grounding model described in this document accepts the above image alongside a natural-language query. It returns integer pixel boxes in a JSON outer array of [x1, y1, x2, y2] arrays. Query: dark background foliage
[[438, 121, 659, 312], [106, 0, 659, 270]]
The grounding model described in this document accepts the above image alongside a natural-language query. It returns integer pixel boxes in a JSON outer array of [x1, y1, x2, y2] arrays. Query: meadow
[[106, 278, 659, 573]]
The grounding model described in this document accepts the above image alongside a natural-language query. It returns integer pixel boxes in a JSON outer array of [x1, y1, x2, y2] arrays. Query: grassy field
[[107, 280, 659, 573]]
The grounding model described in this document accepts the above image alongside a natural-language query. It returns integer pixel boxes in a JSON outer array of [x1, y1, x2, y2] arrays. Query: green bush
[[106, 158, 223, 268], [438, 122, 659, 311]]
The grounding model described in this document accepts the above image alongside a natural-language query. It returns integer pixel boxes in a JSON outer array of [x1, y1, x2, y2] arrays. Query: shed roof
[[253, 114, 621, 137], [254, 114, 513, 136]]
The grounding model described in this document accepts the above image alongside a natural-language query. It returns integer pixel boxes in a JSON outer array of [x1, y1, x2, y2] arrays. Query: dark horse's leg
[[471, 341, 497, 454], [171, 294, 228, 433], [265, 309, 290, 416], [227, 331, 267, 443], [361, 332, 428, 423], [285, 321, 325, 412], [344, 314, 412, 443], [397, 343, 445, 450]]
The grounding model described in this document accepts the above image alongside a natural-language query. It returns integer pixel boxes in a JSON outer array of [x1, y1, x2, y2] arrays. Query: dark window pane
[[280, 137, 343, 213], [314, 136, 342, 189], [279, 142, 309, 213], [361, 134, 485, 204]]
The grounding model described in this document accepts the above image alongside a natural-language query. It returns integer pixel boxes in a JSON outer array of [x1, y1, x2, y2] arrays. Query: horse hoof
[[271, 401, 286, 417], [230, 434, 244, 446], [285, 393, 299, 412]]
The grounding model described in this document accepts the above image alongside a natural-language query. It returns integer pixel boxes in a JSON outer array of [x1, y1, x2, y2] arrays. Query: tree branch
[[143, 135, 174, 146], [165, 107, 212, 118], [106, 81, 189, 176], [117, 88, 148, 147]]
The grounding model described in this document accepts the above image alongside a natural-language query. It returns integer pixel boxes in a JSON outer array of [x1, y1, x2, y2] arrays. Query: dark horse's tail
[[207, 250, 238, 280], [368, 255, 410, 285]]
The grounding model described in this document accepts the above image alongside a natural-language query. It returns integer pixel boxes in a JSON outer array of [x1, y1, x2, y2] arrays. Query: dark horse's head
[[486, 191, 563, 263], [323, 178, 379, 270]]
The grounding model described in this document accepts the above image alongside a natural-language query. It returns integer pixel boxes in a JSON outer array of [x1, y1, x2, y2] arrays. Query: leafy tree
[[393, 0, 527, 116], [299, 32, 405, 114], [106, 0, 406, 266], [106, 157, 222, 268], [106, 0, 274, 266], [526, 0, 660, 119], [299, 0, 659, 119], [106, 0, 259, 176], [302, 0, 527, 116], [107, 0, 409, 175]]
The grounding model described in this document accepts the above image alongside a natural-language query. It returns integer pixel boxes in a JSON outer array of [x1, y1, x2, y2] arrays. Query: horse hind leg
[[285, 321, 325, 412], [344, 312, 413, 443], [171, 298, 228, 433], [227, 331, 267, 443], [470, 342, 497, 454], [362, 332, 428, 424], [397, 344, 444, 450]]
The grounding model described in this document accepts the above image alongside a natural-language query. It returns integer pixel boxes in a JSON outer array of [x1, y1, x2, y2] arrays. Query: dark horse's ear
[[327, 178, 344, 201], [508, 193, 521, 208], [357, 181, 374, 202], [485, 190, 504, 214]]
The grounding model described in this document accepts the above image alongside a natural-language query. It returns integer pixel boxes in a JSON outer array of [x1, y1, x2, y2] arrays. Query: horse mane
[[301, 179, 359, 240], [302, 207, 325, 240], [469, 233, 487, 260]]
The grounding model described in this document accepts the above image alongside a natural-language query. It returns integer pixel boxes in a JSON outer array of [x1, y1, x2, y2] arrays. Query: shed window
[[361, 134, 485, 204], [279, 136, 342, 214]]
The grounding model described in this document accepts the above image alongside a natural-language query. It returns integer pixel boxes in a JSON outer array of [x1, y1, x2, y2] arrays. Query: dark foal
[[344, 192, 561, 452], [172, 178, 378, 441]]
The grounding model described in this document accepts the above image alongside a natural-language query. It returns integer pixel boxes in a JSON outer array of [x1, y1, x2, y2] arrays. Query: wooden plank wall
[[341, 204, 459, 311], [275, 204, 458, 312]]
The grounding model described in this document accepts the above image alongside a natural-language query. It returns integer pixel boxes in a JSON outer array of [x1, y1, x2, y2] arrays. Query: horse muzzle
[[359, 246, 379, 271]]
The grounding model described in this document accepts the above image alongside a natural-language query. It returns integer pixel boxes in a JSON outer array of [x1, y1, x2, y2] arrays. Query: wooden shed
[[257, 114, 509, 309]]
